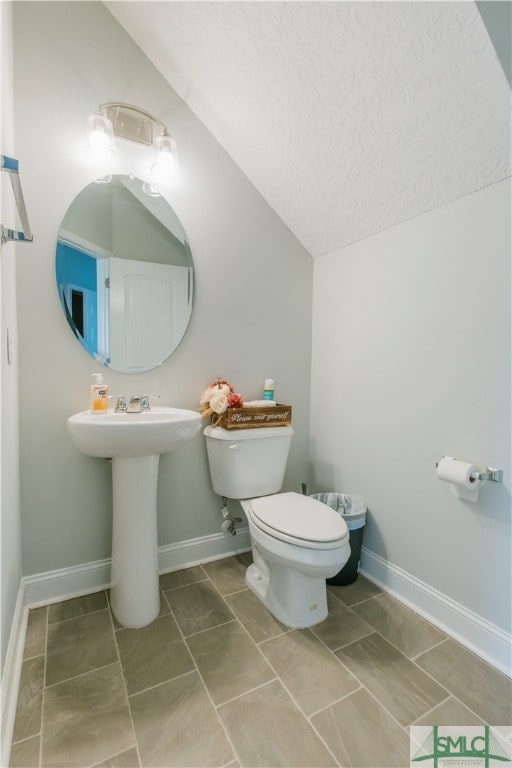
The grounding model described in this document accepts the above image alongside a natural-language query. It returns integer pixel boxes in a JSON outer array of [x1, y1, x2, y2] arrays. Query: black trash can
[[311, 493, 367, 586]]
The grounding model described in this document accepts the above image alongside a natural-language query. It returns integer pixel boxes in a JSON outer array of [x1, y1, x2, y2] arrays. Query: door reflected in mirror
[[56, 175, 193, 373]]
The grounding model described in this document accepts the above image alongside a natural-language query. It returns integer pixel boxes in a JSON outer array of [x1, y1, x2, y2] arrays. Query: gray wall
[[14, 1, 313, 576], [310, 179, 511, 634]]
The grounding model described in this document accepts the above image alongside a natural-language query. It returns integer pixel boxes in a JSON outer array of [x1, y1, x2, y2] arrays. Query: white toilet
[[203, 425, 350, 628]]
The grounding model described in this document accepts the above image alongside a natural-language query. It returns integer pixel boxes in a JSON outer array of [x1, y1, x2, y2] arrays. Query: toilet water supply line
[[220, 497, 242, 536]]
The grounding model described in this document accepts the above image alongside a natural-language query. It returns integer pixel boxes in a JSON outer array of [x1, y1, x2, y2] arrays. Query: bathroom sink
[[67, 406, 201, 458], [67, 405, 201, 628]]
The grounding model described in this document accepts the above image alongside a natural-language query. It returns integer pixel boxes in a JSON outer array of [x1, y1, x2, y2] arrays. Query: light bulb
[[84, 112, 116, 165], [150, 132, 178, 182]]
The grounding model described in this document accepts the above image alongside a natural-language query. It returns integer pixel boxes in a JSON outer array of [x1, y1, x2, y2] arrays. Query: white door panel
[[108, 258, 188, 371]]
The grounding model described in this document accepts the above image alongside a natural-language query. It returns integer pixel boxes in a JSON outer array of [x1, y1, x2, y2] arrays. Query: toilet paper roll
[[436, 458, 480, 489], [436, 457, 480, 501]]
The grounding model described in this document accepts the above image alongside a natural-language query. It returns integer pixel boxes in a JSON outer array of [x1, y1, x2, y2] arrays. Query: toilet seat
[[246, 492, 348, 550]]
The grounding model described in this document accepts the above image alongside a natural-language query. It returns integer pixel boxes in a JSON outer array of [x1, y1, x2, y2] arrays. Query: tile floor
[[10, 553, 512, 768]]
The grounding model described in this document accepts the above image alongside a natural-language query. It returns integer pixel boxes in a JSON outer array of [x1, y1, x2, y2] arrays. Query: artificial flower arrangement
[[199, 378, 244, 419]]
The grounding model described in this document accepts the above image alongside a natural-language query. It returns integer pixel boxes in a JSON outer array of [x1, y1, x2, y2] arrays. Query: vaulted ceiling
[[106, 1, 511, 258]]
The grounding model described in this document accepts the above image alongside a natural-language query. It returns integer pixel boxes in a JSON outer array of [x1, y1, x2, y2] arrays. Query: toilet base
[[245, 561, 328, 628]]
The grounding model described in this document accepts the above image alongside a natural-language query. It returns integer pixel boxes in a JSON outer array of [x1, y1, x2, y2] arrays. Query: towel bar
[[1, 154, 33, 244]]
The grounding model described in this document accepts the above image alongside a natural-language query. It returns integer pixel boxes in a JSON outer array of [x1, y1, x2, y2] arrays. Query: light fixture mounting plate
[[102, 103, 162, 147]]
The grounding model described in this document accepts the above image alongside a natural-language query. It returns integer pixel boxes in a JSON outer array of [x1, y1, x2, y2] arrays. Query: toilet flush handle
[[228, 443, 240, 450]]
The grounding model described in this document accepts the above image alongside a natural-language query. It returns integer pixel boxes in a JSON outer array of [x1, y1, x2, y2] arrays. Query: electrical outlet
[[6, 327, 14, 364]]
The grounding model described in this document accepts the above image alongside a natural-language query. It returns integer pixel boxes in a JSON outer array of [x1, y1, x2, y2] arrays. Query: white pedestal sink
[[67, 407, 201, 628]]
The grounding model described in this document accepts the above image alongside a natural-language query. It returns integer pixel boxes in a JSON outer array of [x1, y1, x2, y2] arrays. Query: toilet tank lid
[[249, 492, 348, 543], [203, 425, 293, 440]]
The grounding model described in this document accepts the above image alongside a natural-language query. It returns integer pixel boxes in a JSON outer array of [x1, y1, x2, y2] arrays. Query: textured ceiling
[[106, 1, 511, 258]]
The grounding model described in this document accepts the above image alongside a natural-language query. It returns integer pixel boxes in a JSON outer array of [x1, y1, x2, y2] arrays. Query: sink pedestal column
[[110, 455, 161, 627]]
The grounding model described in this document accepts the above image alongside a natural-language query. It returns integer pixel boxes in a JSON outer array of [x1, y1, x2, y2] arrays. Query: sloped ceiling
[[106, 1, 511, 258]]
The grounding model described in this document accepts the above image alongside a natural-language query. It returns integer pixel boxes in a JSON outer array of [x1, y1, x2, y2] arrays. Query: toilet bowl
[[241, 492, 350, 627], [203, 425, 350, 628]]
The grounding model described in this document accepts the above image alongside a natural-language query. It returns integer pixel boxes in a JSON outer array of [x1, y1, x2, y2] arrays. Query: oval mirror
[[56, 175, 194, 373]]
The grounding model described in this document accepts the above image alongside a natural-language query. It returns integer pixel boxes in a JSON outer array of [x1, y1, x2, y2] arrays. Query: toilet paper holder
[[435, 458, 503, 484]]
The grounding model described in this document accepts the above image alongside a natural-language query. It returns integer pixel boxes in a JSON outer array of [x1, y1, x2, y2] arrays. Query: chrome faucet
[[127, 395, 144, 413], [126, 394, 159, 413]]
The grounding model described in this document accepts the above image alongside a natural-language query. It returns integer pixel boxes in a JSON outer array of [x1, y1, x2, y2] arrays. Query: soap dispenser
[[90, 373, 109, 414]]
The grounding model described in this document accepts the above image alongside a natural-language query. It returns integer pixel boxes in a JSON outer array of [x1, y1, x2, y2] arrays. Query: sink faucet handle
[[114, 394, 127, 412], [141, 394, 160, 411]]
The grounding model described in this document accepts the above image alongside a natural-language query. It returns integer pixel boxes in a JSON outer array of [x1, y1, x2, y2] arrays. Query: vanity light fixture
[[85, 103, 178, 183]]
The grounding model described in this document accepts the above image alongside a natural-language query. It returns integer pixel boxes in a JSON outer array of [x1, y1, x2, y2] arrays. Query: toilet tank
[[203, 425, 293, 499]]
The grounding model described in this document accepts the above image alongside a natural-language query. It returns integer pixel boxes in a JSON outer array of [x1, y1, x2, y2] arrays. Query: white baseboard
[[158, 527, 251, 575], [1, 583, 28, 768], [24, 558, 112, 608], [24, 527, 251, 608], [360, 546, 511, 677]]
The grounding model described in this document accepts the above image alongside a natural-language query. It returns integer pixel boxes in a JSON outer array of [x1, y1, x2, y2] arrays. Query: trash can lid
[[249, 492, 348, 543]]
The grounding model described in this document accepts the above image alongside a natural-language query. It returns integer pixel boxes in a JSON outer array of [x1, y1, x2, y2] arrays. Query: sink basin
[[67, 406, 201, 629], [67, 406, 201, 458]]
